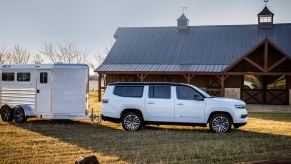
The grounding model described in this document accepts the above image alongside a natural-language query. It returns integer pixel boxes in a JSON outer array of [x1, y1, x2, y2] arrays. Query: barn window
[[267, 76, 286, 90], [243, 75, 262, 89], [40, 72, 48, 84], [2, 72, 14, 81], [17, 72, 30, 82]]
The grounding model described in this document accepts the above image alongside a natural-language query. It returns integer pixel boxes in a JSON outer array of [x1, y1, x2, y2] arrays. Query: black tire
[[121, 112, 143, 131], [209, 113, 232, 133], [13, 106, 27, 123], [1, 105, 14, 122]]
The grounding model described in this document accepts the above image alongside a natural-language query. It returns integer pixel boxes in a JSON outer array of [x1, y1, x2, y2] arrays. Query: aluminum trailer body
[[0, 64, 89, 122]]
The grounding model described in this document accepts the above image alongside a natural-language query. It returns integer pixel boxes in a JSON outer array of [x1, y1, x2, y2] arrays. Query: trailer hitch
[[89, 114, 102, 123]]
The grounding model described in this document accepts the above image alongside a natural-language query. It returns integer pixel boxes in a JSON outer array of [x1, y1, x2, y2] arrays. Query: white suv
[[101, 82, 247, 133]]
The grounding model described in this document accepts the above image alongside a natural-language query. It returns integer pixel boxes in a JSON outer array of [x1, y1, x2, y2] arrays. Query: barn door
[[36, 70, 52, 114], [241, 75, 288, 105]]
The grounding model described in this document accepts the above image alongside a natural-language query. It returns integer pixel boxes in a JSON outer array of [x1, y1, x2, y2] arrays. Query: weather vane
[[264, 0, 269, 6], [181, 6, 187, 14]]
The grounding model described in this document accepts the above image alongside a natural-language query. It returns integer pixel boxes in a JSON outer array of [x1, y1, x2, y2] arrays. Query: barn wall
[[225, 76, 241, 88], [106, 74, 220, 88], [288, 76, 291, 105], [224, 76, 241, 99]]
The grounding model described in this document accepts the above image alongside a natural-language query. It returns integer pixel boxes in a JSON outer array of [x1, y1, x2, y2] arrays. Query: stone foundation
[[225, 88, 240, 100]]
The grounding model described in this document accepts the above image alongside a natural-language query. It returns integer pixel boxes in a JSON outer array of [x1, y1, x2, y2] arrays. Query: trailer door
[[36, 70, 51, 114]]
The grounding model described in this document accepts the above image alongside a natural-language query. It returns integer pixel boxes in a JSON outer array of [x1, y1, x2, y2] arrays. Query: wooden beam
[[264, 41, 268, 72], [216, 75, 221, 80], [224, 74, 230, 80], [98, 74, 102, 102], [223, 39, 266, 73], [136, 74, 147, 82], [182, 74, 195, 84], [244, 56, 265, 72], [224, 72, 291, 76], [268, 56, 288, 72], [220, 75, 225, 97]]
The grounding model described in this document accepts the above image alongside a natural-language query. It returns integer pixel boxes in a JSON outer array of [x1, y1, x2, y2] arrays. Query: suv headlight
[[235, 105, 245, 109]]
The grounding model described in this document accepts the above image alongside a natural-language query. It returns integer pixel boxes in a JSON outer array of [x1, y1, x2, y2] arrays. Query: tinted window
[[2, 73, 14, 81], [40, 72, 48, 84], [17, 72, 30, 82], [176, 86, 202, 100], [149, 86, 171, 99], [114, 86, 144, 98]]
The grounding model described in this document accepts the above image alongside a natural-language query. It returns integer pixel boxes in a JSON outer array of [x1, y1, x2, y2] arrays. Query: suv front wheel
[[121, 112, 143, 131], [209, 113, 232, 133]]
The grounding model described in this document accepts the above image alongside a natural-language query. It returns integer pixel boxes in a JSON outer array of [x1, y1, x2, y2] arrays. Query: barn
[[95, 6, 291, 105]]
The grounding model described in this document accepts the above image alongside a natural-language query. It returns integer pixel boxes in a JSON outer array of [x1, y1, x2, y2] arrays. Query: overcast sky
[[0, 0, 290, 60]]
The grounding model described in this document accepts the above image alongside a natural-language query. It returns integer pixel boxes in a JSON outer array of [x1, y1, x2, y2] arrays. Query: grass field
[[0, 92, 291, 163]]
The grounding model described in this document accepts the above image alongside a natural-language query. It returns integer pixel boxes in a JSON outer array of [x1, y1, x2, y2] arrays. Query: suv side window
[[149, 86, 171, 99], [114, 86, 144, 98], [176, 85, 202, 100]]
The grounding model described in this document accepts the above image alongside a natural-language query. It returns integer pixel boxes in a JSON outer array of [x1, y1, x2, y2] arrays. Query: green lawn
[[0, 92, 290, 163]]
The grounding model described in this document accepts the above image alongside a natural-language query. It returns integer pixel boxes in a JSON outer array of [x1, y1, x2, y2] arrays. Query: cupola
[[258, 6, 274, 28], [177, 14, 189, 29]]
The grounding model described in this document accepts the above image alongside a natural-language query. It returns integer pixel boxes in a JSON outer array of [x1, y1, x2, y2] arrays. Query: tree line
[[0, 42, 106, 68]]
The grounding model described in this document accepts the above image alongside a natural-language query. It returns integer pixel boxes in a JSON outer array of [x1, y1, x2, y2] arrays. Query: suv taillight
[[102, 99, 109, 103]]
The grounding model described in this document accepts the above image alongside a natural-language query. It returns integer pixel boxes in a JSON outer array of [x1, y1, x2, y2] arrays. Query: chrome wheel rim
[[212, 116, 230, 133], [14, 109, 22, 121], [3, 109, 11, 121], [124, 114, 140, 131]]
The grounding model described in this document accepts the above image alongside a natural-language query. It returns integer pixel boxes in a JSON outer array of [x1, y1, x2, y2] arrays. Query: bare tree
[[40, 42, 88, 64], [0, 47, 10, 64], [9, 45, 30, 64], [94, 53, 106, 66], [32, 54, 44, 64]]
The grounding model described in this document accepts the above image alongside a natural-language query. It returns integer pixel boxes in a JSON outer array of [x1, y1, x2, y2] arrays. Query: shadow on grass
[[249, 112, 291, 122], [13, 119, 291, 163]]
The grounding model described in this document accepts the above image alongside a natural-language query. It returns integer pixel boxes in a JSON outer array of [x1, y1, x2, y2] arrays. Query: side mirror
[[193, 95, 204, 101]]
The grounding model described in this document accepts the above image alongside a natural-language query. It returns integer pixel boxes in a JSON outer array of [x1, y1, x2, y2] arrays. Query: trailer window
[[17, 73, 30, 82], [2, 73, 14, 81], [40, 72, 48, 84]]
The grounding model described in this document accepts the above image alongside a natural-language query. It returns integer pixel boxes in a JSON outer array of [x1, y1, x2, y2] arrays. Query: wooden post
[[221, 75, 225, 97], [182, 74, 194, 84], [264, 40, 268, 72], [137, 74, 148, 82], [98, 73, 102, 102]]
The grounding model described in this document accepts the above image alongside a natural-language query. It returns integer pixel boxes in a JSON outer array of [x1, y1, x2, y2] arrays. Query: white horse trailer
[[0, 64, 90, 123]]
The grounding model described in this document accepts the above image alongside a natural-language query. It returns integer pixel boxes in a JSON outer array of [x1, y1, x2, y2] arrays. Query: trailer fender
[[16, 105, 34, 117]]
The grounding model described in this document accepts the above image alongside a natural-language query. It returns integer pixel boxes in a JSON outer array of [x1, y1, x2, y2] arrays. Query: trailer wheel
[[1, 105, 14, 122], [14, 106, 27, 123]]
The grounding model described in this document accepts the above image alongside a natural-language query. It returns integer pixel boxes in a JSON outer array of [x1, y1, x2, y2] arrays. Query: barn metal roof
[[97, 64, 228, 73], [96, 23, 291, 73]]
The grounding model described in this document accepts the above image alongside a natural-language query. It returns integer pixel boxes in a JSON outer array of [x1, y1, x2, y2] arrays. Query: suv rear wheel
[[121, 112, 143, 131], [209, 113, 232, 133]]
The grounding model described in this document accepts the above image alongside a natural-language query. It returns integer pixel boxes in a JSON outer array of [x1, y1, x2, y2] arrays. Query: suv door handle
[[147, 102, 154, 104], [177, 103, 184, 105]]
